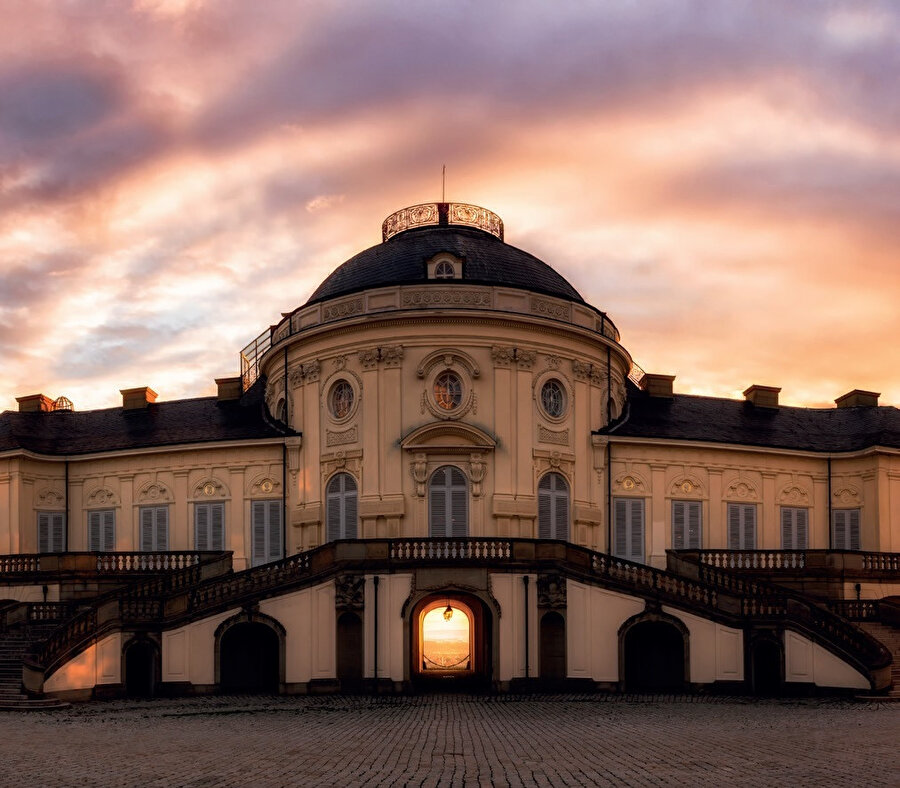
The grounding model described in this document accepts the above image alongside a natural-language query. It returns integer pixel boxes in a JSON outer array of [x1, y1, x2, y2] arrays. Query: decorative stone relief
[[288, 361, 320, 386], [192, 478, 228, 500], [334, 575, 365, 611], [136, 481, 172, 504], [323, 297, 364, 321], [411, 453, 428, 497], [358, 349, 379, 369], [470, 453, 486, 498], [725, 478, 760, 501], [382, 345, 404, 367], [491, 346, 515, 367], [401, 289, 491, 308], [333, 355, 347, 371], [516, 350, 536, 369], [538, 425, 569, 445], [248, 475, 280, 497], [85, 486, 119, 508], [547, 355, 561, 370], [778, 484, 810, 506], [537, 574, 567, 609], [36, 488, 65, 508], [669, 476, 703, 497], [530, 296, 569, 321], [614, 472, 648, 493], [572, 360, 592, 381], [326, 426, 358, 447], [416, 349, 480, 379], [321, 450, 362, 480], [832, 485, 861, 505]]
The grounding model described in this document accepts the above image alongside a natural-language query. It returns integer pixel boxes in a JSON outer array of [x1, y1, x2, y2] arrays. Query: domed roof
[[305, 203, 584, 306]]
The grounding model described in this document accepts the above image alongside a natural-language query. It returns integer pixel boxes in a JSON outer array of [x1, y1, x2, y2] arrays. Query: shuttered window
[[832, 509, 861, 551], [195, 503, 225, 551], [538, 473, 569, 540], [251, 500, 283, 567], [140, 506, 169, 551], [326, 473, 358, 541], [429, 466, 468, 538], [613, 498, 645, 563], [727, 503, 756, 550], [671, 500, 701, 549], [781, 506, 809, 550], [37, 512, 66, 553], [88, 509, 116, 552]]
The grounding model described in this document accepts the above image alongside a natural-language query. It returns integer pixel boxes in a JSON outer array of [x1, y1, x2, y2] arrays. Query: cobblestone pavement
[[0, 694, 896, 787]]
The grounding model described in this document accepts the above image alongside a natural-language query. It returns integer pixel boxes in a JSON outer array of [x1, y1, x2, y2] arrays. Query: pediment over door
[[400, 422, 497, 453]]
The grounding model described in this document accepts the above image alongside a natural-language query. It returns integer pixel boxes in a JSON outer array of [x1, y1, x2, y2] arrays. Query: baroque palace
[[0, 202, 898, 706]]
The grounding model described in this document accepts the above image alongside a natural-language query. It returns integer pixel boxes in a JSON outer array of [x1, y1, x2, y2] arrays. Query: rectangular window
[[140, 506, 169, 551], [251, 500, 283, 567], [727, 503, 756, 550], [37, 512, 66, 553], [88, 509, 116, 552], [832, 509, 861, 551], [780, 506, 808, 550], [195, 503, 225, 551], [671, 500, 701, 549], [613, 498, 645, 563]]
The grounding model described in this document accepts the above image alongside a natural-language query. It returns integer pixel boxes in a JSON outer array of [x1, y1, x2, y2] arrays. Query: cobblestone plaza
[[0, 695, 896, 787]]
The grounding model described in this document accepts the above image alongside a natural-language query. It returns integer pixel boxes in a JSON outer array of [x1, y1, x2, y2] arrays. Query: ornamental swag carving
[[335, 575, 366, 611], [537, 574, 567, 609]]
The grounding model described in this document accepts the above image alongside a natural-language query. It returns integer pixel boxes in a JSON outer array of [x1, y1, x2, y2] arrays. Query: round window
[[329, 380, 355, 419], [540, 379, 566, 418], [433, 371, 463, 411]]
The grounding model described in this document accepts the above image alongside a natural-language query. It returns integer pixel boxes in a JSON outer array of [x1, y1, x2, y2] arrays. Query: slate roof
[[306, 225, 585, 305], [0, 383, 286, 456], [605, 388, 900, 452]]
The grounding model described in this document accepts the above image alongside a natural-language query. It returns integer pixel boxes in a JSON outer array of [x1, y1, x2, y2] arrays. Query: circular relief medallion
[[681, 481, 694, 493], [623, 477, 635, 490], [433, 371, 463, 411], [329, 379, 355, 419], [203, 483, 216, 497], [261, 480, 274, 493]]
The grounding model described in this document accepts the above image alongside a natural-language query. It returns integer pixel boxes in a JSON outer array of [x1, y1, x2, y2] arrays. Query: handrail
[[691, 549, 899, 574], [28, 539, 892, 688], [0, 551, 217, 577]]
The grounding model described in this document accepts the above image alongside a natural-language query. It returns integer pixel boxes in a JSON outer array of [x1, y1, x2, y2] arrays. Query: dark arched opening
[[751, 637, 783, 696], [219, 622, 279, 693], [124, 639, 157, 698], [539, 611, 566, 682], [623, 620, 685, 692], [337, 611, 364, 691]]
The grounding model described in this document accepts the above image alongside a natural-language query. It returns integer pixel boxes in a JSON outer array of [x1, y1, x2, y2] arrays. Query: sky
[[1, 0, 898, 413]]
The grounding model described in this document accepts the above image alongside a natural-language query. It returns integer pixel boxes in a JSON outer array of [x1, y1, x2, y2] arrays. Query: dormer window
[[426, 253, 463, 280]]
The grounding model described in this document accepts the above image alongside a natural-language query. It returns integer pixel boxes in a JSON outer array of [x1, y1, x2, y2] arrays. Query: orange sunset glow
[[1, 1, 898, 412]]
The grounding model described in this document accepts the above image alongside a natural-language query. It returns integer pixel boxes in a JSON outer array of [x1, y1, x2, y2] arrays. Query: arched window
[[429, 466, 468, 537], [433, 260, 456, 279], [326, 473, 358, 541], [538, 472, 569, 540]]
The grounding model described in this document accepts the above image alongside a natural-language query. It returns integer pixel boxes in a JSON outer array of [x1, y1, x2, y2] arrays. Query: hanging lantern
[[443, 604, 453, 621]]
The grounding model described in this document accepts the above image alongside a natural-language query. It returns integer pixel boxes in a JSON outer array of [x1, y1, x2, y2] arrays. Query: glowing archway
[[418, 599, 475, 675]]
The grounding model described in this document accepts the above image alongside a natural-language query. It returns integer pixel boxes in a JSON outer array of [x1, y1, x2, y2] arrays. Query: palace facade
[[1, 202, 898, 705]]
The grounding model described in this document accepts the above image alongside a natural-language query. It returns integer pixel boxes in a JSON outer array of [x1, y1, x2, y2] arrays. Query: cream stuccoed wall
[[783, 630, 869, 689], [661, 607, 744, 684], [364, 574, 411, 682], [163, 610, 234, 686], [492, 573, 538, 682], [0, 443, 287, 569], [566, 581, 644, 682], [45, 632, 121, 693], [265, 299, 629, 553], [608, 440, 900, 567]]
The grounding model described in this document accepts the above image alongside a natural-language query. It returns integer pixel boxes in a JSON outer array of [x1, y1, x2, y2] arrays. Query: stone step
[[0, 699, 70, 711]]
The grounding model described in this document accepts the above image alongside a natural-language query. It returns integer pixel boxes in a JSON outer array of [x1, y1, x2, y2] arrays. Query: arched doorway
[[412, 594, 490, 690], [124, 639, 157, 697], [337, 611, 364, 691], [219, 622, 280, 693], [623, 619, 686, 692], [539, 611, 566, 682], [750, 637, 783, 696]]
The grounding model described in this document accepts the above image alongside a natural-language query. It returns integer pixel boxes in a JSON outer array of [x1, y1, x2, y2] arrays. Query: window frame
[[780, 506, 809, 550], [88, 509, 116, 552], [671, 500, 701, 550], [726, 503, 757, 550], [831, 508, 861, 551], [37, 511, 66, 554], [194, 502, 225, 552], [251, 499, 283, 567], [429, 466, 468, 538], [139, 506, 169, 552], [538, 472, 569, 541], [613, 498, 645, 563], [326, 473, 359, 541]]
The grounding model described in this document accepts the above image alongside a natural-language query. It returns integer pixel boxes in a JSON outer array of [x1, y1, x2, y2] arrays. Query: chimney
[[835, 389, 879, 408], [743, 385, 781, 408], [16, 394, 54, 413], [215, 377, 242, 401], [120, 387, 158, 410], [640, 373, 675, 398]]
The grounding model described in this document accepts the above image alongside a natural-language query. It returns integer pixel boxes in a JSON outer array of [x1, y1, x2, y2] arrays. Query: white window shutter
[[326, 476, 342, 542], [742, 505, 756, 549], [614, 499, 628, 558], [686, 502, 701, 548], [833, 510, 847, 550], [266, 501, 282, 561], [781, 507, 793, 549], [196, 504, 210, 551], [429, 470, 446, 538], [252, 502, 267, 565], [538, 475, 552, 539], [796, 508, 808, 549], [210, 503, 224, 551], [555, 478, 569, 541], [628, 500, 644, 562], [88, 511, 101, 552], [52, 513, 65, 552], [38, 513, 50, 553], [344, 477, 358, 539], [102, 510, 115, 551], [848, 509, 860, 550], [141, 508, 155, 551], [727, 504, 741, 549], [672, 501, 686, 549]]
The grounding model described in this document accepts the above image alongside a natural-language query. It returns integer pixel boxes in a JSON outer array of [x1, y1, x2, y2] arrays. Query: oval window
[[329, 380, 355, 419], [540, 379, 566, 418], [433, 371, 463, 411]]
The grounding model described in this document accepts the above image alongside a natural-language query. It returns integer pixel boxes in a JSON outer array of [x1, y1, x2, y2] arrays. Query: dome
[[306, 202, 585, 306]]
